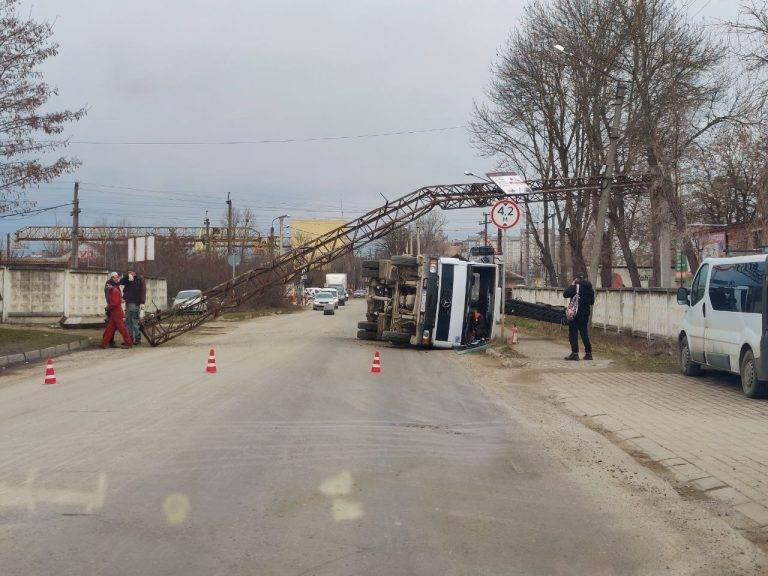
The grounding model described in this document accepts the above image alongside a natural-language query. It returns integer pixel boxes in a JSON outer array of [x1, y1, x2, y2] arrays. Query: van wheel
[[680, 336, 702, 377], [740, 349, 768, 398], [382, 330, 411, 344]]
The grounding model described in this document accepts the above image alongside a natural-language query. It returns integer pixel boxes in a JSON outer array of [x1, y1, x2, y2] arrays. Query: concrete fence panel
[[511, 286, 684, 339]]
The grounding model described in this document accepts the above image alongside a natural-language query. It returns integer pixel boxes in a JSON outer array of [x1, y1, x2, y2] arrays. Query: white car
[[172, 289, 207, 313], [677, 254, 767, 398], [312, 290, 338, 310]]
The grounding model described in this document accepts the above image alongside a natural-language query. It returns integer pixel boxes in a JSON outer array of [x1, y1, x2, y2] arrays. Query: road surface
[[0, 302, 763, 575]]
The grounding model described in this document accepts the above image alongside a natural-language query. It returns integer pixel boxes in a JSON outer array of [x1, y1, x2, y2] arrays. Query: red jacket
[[107, 284, 123, 312]]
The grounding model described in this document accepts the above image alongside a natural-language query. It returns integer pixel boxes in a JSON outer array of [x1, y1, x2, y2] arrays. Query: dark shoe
[[564, 353, 580, 361], [583, 353, 593, 360], [120, 343, 132, 349], [108, 342, 117, 348]]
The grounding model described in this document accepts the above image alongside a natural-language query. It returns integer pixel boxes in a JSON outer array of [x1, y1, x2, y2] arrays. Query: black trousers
[[568, 316, 591, 354]]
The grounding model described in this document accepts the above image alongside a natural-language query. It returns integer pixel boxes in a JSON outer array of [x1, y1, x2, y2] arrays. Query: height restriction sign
[[490, 199, 521, 230]]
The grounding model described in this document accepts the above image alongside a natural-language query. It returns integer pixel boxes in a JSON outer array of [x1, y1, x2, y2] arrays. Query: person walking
[[563, 273, 595, 361], [121, 269, 146, 345], [101, 272, 133, 349], [103, 271, 121, 348]]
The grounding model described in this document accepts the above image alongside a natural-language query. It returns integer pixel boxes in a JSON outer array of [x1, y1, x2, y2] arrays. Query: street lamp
[[464, 170, 494, 184]]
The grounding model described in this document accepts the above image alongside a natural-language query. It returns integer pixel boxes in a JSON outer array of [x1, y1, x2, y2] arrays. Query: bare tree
[[0, 0, 85, 213]]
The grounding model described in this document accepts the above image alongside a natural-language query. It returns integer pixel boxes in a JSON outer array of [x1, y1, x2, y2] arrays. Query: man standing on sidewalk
[[121, 269, 146, 345], [563, 274, 595, 361]]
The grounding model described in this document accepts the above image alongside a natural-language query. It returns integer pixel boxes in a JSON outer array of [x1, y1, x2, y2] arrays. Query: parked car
[[676, 254, 767, 398], [305, 287, 323, 300], [172, 289, 207, 313], [323, 302, 335, 315], [352, 289, 366, 298], [312, 290, 339, 310]]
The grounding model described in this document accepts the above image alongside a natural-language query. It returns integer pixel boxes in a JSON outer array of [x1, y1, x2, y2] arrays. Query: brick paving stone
[[667, 463, 709, 482], [628, 437, 677, 462], [734, 502, 768, 527], [691, 476, 727, 491]]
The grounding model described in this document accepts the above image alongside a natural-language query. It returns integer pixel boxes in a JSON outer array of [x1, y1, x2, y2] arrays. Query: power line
[[64, 125, 466, 146], [0, 202, 72, 219]]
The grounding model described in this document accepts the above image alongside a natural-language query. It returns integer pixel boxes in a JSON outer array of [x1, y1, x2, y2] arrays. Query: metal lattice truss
[[14, 225, 271, 247], [140, 175, 649, 346]]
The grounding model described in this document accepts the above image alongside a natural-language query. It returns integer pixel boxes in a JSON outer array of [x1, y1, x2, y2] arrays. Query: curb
[[0, 338, 92, 370]]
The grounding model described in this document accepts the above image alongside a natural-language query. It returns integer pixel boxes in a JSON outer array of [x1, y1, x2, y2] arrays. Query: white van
[[676, 254, 767, 398]]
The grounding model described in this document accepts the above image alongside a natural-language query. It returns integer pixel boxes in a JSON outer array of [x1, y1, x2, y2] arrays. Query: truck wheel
[[356, 329, 377, 341], [680, 336, 702, 377], [338, 300, 345, 306], [382, 330, 411, 344], [740, 349, 768, 398], [358, 321, 377, 331], [391, 255, 418, 267]]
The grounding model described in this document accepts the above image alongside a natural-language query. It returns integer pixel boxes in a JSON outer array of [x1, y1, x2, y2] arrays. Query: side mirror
[[676, 287, 690, 306]]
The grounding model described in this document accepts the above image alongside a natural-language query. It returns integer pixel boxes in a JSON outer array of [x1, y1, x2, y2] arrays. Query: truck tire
[[740, 349, 768, 398], [338, 300, 345, 306], [356, 329, 377, 341], [680, 335, 702, 377], [382, 330, 411, 344], [358, 321, 377, 331], [391, 255, 418, 267]]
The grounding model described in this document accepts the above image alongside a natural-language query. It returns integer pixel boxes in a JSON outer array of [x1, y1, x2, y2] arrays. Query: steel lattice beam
[[140, 175, 649, 346], [14, 225, 269, 245]]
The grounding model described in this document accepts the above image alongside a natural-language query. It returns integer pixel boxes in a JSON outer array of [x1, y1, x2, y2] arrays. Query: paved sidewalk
[[509, 330, 768, 532]]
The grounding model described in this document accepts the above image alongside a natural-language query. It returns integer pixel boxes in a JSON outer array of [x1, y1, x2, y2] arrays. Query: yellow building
[[291, 219, 347, 248]]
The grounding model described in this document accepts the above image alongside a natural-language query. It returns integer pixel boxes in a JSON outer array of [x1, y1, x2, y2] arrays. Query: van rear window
[[708, 262, 765, 314]]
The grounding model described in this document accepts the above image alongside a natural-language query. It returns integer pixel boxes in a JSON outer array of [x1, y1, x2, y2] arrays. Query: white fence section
[[0, 266, 167, 323], [512, 286, 685, 340]]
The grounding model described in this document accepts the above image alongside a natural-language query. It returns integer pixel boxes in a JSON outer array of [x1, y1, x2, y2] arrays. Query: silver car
[[312, 290, 338, 310]]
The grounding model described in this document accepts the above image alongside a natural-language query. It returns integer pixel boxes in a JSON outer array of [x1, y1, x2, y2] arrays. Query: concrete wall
[[0, 266, 167, 323], [512, 286, 685, 340]]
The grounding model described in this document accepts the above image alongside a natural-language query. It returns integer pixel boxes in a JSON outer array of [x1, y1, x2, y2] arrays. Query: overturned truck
[[356, 254, 502, 348]]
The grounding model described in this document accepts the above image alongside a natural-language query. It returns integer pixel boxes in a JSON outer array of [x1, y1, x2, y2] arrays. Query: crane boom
[[140, 176, 648, 346]]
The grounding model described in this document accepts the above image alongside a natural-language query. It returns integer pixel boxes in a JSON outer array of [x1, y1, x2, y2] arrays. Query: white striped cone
[[43, 358, 57, 385], [371, 351, 381, 374], [206, 347, 217, 374]]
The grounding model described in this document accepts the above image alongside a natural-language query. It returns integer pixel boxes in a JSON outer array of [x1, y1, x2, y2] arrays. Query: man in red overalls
[[101, 273, 133, 349]]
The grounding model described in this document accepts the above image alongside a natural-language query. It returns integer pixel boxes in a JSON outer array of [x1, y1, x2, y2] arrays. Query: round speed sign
[[490, 199, 522, 230]]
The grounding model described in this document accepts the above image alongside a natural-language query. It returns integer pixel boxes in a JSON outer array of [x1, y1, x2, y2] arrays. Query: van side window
[[708, 262, 765, 313], [690, 264, 708, 306]]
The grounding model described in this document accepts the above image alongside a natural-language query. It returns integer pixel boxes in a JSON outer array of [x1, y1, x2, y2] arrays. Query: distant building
[[690, 223, 765, 258]]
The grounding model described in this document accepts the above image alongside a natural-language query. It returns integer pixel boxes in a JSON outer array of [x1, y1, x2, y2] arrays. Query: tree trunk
[[600, 222, 614, 288]]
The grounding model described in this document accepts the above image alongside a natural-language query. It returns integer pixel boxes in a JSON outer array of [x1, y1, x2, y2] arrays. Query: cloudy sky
[[4, 0, 735, 244]]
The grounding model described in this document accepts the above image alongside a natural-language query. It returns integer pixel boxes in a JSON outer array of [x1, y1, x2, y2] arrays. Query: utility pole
[[204, 211, 211, 254], [588, 82, 626, 284], [479, 212, 490, 246], [525, 215, 531, 285], [416, 224, 421, 256], [278, 217, 285, 256], [70, 182, 80, 269], [5, 232, 10, 261], [226, 192, 233, 256]]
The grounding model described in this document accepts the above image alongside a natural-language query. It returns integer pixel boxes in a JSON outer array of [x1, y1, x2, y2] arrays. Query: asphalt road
[[0, 301, 762, 575]]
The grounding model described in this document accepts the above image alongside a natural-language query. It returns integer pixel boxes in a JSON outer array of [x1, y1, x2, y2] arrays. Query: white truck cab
[[677, 254, 767, 398]]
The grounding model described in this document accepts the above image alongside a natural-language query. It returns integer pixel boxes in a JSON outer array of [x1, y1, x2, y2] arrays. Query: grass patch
[[0, 326, 88, 355], [504, 316, 679, 374]]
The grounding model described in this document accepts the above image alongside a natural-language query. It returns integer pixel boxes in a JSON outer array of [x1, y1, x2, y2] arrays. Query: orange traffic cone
[[371, 351, 381, 374], [206, 347, 217, 374], [43, 358, 57, 385]]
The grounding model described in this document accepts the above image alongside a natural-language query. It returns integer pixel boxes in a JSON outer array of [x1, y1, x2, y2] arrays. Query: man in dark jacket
[[563, 273, 595, 360], [121, 270, 146, 345]]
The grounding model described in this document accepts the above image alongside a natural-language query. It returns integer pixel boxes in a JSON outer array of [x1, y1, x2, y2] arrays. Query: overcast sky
[[4, 0, 736, 244]]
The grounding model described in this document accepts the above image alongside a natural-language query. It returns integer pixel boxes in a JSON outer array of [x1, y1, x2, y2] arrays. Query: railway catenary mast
[[140, 175, 648, 346]]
